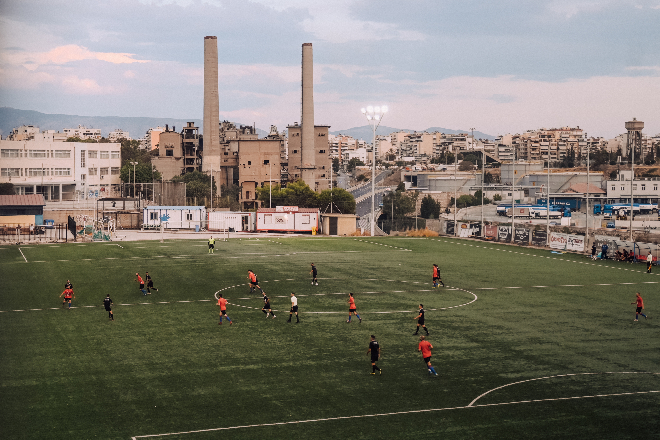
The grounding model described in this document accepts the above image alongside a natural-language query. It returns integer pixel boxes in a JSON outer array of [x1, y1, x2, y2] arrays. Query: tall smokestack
[[203, 36, 220, 162], [301, 43, 315, 185]]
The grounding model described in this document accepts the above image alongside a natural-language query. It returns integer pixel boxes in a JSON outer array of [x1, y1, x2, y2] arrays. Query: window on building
[[611, 186, 615, 191], [247, 161, 251, 165], [1, 149, 20, 158], [301, 214, 310, 224], [100, 151, 109, 159], [1, 168, 21, 177], [29, 150, 47, 158], [100, 168, 109, 175], [293, 150, 298, 154], [264, 214, 272, 224], [641, 184, 645, 191], [150, 212, 158, 220], [621, 186, 625, 191], [246, 191, 251, 200], [88, 150, 98, 158], [224, 152, 229, 155], [186, 213, 193, 221], [263, 159, 269, 165], [166, 149, 173, 157], [654, 185, 658, 191], [111, 151, 120, 159], [111, 167, 120, 175], [53, 168, 71, 176], [54, 150, 71, 158], [319, 150, 325, 153], [28, 168, 47, 176], [632, 184, 637, 190], [81, 174, 86, 181], [89, 167, 98, 176], [81, 151, 86, 168]]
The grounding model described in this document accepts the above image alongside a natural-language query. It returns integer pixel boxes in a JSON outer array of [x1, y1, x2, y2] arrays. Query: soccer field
[[1, 236, 658, 439]]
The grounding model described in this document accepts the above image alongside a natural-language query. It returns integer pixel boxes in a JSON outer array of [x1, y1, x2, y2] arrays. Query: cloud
[[1, 44, 149, 68]]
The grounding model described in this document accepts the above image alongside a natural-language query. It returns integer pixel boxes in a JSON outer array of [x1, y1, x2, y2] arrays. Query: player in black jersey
[[65, 279, 73, 290], [261, 291, 276, 319], [145, 272, 158, 293], [310, 263, 318, 285], [413, 304, 429, 335], [103, 294, 114, 321], [367, 335, 382, 375]]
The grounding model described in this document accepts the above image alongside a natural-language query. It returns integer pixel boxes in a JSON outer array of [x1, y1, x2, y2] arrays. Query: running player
[[217, 294, 233, 325], [347, 292, 362, 323], [247, 270, 263, 294], [631, 292, 648, 321], [432, 264, 445, 288], [310, 263, 318, 285], [287, 292, 299, 323], [136, 273, 147, 295], [367, 335, 382, 375], [103, 294, 114, 321], [145, 272, 158, 293], [261, 291, 276, 319], [64, 279, 73, 290], [418, 335, 438, 376], [60, 287, 75, 309], [413, 303, 429, 335]]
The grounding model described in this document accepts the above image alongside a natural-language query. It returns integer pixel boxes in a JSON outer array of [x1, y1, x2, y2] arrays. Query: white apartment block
[[0, 140, 121, 201], [342, 147, 368, 164], [108, 129, 131, 142], [606, 171, 660, 204], [63, 125, 102, 140]]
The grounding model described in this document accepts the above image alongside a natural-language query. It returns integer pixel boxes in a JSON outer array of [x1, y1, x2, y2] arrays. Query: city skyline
[[0, 0, 659, 139]]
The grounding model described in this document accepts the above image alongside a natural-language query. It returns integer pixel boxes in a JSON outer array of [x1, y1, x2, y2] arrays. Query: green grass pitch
[[1, 236, 658, 439]]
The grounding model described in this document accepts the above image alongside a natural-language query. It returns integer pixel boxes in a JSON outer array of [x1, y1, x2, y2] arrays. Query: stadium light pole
[[547, 157, 550, 246], [586, 133, 589, 248], [361, 105, 388, 236], [130, 161, 138, 199]]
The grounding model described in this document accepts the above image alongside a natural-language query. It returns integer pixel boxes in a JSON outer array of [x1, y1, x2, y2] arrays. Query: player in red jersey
[[217, 294, 233, 325], [631, 292, 648, 321], [136, 273, 147, 295], [346, 293, 362, 323], [247, 270, 263, 294], [418, 335, 437, 376], [60, 288, 75, 309], [432, 264, 445, 288]]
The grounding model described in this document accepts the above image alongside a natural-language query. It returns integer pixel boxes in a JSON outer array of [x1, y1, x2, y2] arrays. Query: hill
[[330, 125, 494, 141]]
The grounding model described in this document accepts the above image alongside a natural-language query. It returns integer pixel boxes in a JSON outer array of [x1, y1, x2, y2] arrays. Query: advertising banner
[[484, 225, 498, 240], [498, 226, 511, 242], [549, 232, 568, 250], [531, 230, 547, 246], [566, 234, 585, 252], [514, 227, 530, 245]]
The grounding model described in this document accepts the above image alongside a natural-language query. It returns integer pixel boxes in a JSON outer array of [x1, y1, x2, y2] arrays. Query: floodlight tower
[[361, 105, 388, 236]]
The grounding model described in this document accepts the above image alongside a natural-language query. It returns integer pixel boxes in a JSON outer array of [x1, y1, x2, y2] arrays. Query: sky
[[0, 0, 659, 139]]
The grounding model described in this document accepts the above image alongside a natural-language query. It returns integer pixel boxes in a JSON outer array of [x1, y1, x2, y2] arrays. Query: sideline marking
[[18, 248, 28, 263], [468, 371, 660, 407], [130, 386, 660, 439]]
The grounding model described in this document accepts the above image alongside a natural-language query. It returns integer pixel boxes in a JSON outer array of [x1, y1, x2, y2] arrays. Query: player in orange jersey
[[631, 292, 647, 321], [217, 294, 233, 325], [418, 335, 437, 376]]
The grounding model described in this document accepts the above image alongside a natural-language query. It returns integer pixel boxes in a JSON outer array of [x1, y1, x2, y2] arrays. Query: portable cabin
[[142, 206, 206, 230], [256, 206, 319, 233], [207, 211, 256, 232]]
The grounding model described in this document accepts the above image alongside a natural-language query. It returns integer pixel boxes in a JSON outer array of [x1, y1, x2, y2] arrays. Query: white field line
[[468, 371, 660, 407], [131, 384, 660, 439], [18, 248, 27, 263]]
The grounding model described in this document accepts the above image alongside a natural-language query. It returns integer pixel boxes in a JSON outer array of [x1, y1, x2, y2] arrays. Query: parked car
[[606, 222, 615, 228]]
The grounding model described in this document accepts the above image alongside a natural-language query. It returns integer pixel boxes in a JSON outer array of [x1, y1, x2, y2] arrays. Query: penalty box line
[[131, 389, 660, 439]]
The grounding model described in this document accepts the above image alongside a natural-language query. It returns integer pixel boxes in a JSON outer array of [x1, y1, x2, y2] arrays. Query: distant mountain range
[[0, 107, 494, 141]]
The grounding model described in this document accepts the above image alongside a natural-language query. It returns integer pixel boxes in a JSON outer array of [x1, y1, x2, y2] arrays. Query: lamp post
[[361, 105, 388, 236], [585, 133, 589, 247], [130, 161, 138, 199]]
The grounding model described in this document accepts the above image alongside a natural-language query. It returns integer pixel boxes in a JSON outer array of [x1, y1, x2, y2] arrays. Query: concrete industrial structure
[[287, 43, 331, 192], [202, 36, 221, 186]]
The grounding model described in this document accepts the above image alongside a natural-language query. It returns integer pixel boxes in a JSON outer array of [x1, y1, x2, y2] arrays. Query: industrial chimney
[[203, 36, 220, 167], [301, 43, 315, 184]]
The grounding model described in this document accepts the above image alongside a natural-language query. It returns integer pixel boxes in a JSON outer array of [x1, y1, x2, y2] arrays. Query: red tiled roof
[[563, 183, 606, 194], [0, 195, 46, 206]]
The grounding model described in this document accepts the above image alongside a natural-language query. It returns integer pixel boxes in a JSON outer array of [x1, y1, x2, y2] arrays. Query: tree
[[347, 158, 365, 172], [385, 148, 397, 161], [458, 160, 475, 171], [474, 189, 491, 205], [382, 187, 415, 230], [0, 182, 15, 195], [591, 148, 611, 168], [332, 158, 340, 174], [561, 147, 576, 168], [216, 184, 240, 211], [120, 162, 161, 184], [493, 194, 502, 202], [171, 170, 216, 204], [420, 195, 440, 219], [66, 137, 97, 143], [316, 188, 356, 214], [484, 171, 496, 184], [256, 180, 319, 209]]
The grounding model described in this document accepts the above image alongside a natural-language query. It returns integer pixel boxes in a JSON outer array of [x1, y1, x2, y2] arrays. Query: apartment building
[[108, 129, 131, 142], [63, 125, 102, 141], [7, 125, 41, 141], [606, 171, 660, 204], [0, 140, 121, 201]]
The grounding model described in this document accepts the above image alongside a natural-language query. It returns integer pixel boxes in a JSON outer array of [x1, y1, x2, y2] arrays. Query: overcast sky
[[1, 0, 659, 138]]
